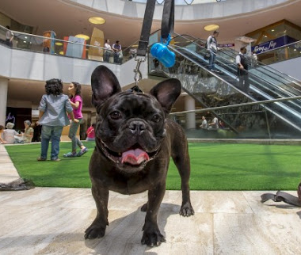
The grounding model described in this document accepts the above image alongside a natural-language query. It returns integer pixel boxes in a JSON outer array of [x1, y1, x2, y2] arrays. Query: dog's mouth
[[99, 140, 159, 167]]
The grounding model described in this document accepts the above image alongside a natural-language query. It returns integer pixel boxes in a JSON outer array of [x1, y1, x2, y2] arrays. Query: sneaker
[[37, 157, 46, 161], [51, 158, 61, 162], [77, 147, 88, 157], [63, 152, 77, 158]]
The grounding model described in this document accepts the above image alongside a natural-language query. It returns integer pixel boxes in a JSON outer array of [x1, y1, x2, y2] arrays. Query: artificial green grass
[[5, 142, 301, 190]]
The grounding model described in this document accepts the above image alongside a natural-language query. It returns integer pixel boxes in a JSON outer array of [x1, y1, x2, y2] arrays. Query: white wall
[[269, 57, 301, 81], [0, 44, 148, 87]]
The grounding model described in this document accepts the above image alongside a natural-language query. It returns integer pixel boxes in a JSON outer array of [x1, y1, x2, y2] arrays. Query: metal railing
[[170, 96, 301, 139]]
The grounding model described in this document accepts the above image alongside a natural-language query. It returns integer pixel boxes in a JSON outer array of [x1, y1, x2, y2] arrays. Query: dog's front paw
[[180, 201, 195, 217], [141, 229, 166, 247], [85, 224, 106, 239]]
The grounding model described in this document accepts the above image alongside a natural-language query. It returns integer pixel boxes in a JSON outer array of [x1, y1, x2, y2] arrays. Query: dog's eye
[[110, 111, 121, 120], [152, 114, 161, 123]]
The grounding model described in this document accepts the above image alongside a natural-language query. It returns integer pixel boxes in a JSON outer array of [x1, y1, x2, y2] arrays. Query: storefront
[[246, 20, 301, 64]]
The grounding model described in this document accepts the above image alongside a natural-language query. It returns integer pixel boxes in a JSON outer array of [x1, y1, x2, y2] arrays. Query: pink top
[[71, 95, 83, 119], [86, 126, 95, 138]]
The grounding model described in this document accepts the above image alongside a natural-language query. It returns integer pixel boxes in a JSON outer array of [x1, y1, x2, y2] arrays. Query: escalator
[[148, 33, 301, 138]]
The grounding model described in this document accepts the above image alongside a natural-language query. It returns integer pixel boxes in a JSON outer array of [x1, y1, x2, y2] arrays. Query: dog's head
[[91, 65, 181, 172]]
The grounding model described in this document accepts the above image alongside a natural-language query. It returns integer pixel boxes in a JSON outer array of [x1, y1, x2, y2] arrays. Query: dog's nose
[[129, 121, 146, 135]]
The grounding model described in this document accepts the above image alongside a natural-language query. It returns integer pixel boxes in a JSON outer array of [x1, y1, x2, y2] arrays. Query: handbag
[[204, 51, 210, 60], [261, 181, 301, 207]]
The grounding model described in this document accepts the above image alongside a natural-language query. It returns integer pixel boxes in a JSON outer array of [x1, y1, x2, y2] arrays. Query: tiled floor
[[1, 144, 301, 255]]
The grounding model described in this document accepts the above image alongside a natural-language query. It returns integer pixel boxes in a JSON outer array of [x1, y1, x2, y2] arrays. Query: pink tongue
[[121, 148, 149, 165]]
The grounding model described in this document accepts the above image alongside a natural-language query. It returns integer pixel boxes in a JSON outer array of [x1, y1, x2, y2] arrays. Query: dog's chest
[[108, 170, 153, 195]]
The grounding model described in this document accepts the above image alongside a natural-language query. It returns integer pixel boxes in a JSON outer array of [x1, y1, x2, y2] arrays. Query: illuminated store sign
[[252, 36, 296, 54]]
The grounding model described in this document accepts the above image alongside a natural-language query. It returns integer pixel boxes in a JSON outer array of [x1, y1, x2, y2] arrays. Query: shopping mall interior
[[1, 0, 301, 139], [2, 1, 301, 254]]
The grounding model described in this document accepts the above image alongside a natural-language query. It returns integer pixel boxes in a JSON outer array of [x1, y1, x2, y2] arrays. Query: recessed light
[[204, 24, 219, 31], [75, 34, 90, 41], [271, 29, 275, 32], [89, 17, 105, 25]]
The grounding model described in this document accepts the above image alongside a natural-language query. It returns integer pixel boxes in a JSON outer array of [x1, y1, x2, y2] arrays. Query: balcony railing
[[0, 25, 138, 65]]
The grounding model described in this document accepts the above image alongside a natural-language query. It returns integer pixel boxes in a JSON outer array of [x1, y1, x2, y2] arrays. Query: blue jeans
[[104, 51, 111, 62], [41, 125, 63, 160], [68, 119, 83, 152], [209, 50, 216, 70]]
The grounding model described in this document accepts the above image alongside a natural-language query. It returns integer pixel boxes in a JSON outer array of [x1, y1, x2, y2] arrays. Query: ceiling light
[[75, 34, 90, 41], [55, 42, 63, 46], [204, 24, 219, 31], [89, 17, 105, 25], [271, 29, 275, 32]]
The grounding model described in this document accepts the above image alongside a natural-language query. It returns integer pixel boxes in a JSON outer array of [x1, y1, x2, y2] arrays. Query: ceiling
[[1, 0, 301, 110], [1, 0, 301, 47]]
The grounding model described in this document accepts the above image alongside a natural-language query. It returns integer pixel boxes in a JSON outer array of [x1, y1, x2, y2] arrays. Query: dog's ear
[[150, 78, 181, 114], [91, 65, 121, 108]]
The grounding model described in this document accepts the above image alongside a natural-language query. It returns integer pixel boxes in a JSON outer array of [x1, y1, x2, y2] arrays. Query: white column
[[184, 96, 196, 129], [0, 78, 8, 125]]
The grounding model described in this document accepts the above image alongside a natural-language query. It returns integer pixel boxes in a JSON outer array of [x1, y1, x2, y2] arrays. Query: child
[[86, 123, 96, 141], [37, 79, 78, 162], [64, 82, 88, 157], [0, 125, 7, 144]]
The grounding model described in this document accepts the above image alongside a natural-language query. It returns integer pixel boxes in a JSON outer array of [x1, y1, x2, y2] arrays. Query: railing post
[[264, 109, 271, 139]]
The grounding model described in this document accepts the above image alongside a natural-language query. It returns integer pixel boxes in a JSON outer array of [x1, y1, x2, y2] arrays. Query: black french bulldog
[[85, 65, 194, 246]]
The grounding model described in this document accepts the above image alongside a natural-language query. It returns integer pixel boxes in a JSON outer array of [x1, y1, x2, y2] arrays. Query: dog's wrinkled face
[[91, 65, 181, 172], [96, 92, 166, 171]]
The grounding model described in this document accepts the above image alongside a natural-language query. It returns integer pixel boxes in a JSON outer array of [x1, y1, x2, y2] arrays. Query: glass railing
[[256, 40, 301, 65], [169, 96, 301, 139], [0, 25, 136, 65]]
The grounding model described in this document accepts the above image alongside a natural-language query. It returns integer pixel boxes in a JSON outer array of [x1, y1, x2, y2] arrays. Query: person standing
[[5, 26, 14, 47], [236, 47, 250, 94], [206, 30, 219, 71], [112, 40, 122, 64], [37, 79, 77, 161], [64, 82, 88, 158], [103, 39, 113, 62]]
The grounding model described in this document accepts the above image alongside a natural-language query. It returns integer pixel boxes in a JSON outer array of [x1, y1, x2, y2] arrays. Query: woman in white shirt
[[3, 122, 19, 144], [103, 39, 113, 62]]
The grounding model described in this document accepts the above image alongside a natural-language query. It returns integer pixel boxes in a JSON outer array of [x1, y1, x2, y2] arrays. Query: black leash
[[134, 0, 156, 86], [161, 0, 174, 41], [134, 0, 176, 85], [136, 0, 157, 58]]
